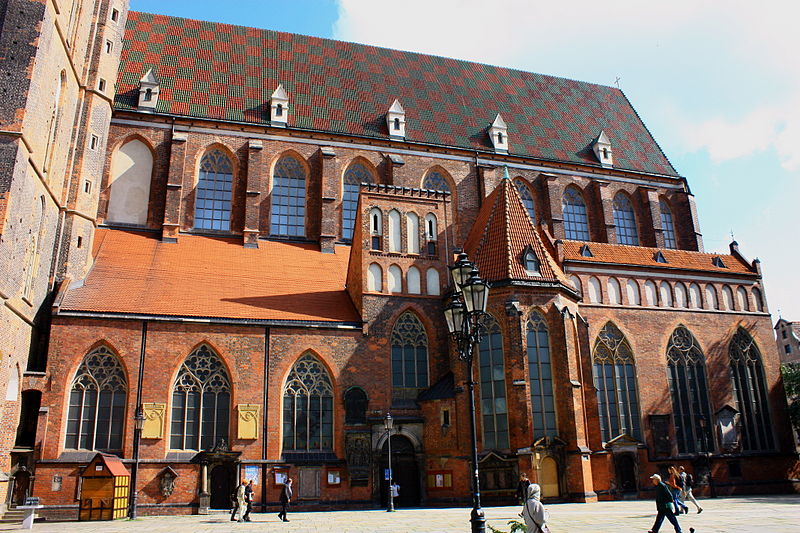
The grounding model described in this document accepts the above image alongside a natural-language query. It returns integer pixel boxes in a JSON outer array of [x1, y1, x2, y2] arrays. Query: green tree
[[781, 362, 800, 434]]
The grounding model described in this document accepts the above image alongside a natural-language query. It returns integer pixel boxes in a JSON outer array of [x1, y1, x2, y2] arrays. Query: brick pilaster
[[594, 180, 615, 244], [319, 147, 337, 253], [243, 139, 263, 248], [162, 129, 187, 242], [639, 186, 663, 248]]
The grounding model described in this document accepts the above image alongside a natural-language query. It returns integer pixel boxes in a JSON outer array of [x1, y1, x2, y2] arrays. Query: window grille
[[527, 313, 557, 439], [667, 326, 713, 453], [194, 149, 233, 231], [342, 163, 373, 241], [660, 200, 677, 249], [391, 312, 429, 399], [283, 353, 334, 450], [422, 171, 450, 192], [65, 346, 127, 452], [592, 322, 641, 441], [170, 345, 230, 450], [271, 155, 307, 237], [729, 328, 774, 451], [562, 188, 589, 241], [479, 317, 509, 449], [613, 193, 639, 245], [514, 179, 536, 223]]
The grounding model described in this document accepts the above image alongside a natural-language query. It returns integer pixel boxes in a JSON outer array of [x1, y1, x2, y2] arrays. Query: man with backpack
[[679, 466, 703, 514]]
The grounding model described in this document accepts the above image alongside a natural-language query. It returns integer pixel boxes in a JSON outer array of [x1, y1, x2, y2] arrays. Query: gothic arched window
[[592, 322, 641, 441], [514, 178, 536, 223], [667, 326, 713, 454], [170, 345, 231, 450], [342, 163, 374, 242], [479, 317, 509, 449], [729, 328, 774, 451], [194, 149, 233, 231], [660, 199, 677, 249], [527, 313, 556, 439], [66, 346, 127, 452], [613, 193, 639, 246], [422, 170, 451, 192], [391, 312, 429, 400], [562, 187, 590, 241], [283, 353, 334, 451], [271, 155, 307, 237], [344, 387, 368, 425]]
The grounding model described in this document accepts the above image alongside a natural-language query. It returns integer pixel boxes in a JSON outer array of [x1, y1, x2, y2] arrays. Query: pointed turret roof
[[464, 175, 570, 285], [492, 113, 507, 128], [140, 68, 159, 85], [271, 84, 288, 100], [595, 130, 611, 144], [388, 99, 405, 113]]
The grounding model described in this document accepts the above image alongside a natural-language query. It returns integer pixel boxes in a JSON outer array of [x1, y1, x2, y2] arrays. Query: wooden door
[[540, 457, 560, 498], [298, 468, 320, 499]]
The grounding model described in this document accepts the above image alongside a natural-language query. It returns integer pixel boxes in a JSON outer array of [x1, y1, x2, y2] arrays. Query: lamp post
[[384, 413, 395, 512], [444, 251, 490, 533], [129, 405, 145, 519]]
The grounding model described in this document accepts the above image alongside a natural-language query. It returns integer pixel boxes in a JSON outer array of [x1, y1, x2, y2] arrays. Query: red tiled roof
[[465, 176, 570, 286], [60, 229, 359, 323], [115, 12, 678, 177], [561, 240, 755, 275], [97, 453, 130, 478]]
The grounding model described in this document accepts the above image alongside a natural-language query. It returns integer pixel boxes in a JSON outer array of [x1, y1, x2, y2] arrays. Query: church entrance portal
[[209, 464, 235, 509], [380, 435, 420, 507], [540, 456, 560, 499], [615, 453, 638, 494]]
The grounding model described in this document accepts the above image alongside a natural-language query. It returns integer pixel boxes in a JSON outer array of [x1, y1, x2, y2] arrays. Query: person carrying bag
[[521, 483, 550, 533]]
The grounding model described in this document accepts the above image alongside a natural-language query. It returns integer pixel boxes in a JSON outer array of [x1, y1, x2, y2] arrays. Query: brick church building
[[1, 0, 797, 519]]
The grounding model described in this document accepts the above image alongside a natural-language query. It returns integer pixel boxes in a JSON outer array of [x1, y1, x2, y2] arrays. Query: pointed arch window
[[562, 187, 590, 241], [514, 179, 536, 222], [170, 345, 231, 450], [422, 171, 450, 192], [592, 323, 641, 441], [667, 326, 713, 453], [527, 313, 556, 438], [271, 155, 307, 237], [66, 346, 127, 452], [479, 317, 509, 449], [342, 163, 374, 242], [344, 387, 368, 425], [391, 312, 429, 400], [194, 149, 233, 231], [613, 193, 639, 245], [660, 200, 677, 249], [729, 328, 774, 451], [283, 353, 334, 451]]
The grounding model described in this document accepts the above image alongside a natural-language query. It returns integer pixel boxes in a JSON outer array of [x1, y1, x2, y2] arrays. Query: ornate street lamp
[[444, 252, 490, 533], [384, 413, 395, 512], [129, 405, 145, 519]]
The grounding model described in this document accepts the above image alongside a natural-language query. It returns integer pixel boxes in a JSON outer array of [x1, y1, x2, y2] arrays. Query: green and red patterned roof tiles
[[116, 11, 679, 177]]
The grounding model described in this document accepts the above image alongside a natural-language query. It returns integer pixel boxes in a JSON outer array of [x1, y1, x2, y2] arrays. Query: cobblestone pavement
[[4, 495, 799, 533]]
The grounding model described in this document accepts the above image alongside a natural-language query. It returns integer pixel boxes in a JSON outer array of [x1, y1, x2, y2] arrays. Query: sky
[[130, 0, 800, 323]]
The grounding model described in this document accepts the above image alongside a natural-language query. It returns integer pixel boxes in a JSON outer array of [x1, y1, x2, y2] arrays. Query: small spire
[[502, 165, 510, 180]]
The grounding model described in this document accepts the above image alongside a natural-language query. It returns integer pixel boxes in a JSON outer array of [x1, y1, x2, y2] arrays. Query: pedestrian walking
[[278, 477, 293, 522], [648, 473, 683, 533], [516, 472, 531, 504], [667, 466, 689, 514], [520, 483, 550, 533], [242, 479, 254, 522], [679, 466, 703, 514], [234, 479, 247, 523]]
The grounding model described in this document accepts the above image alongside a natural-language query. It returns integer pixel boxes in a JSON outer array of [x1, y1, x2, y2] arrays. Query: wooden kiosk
[[79, 453, 130, 521]]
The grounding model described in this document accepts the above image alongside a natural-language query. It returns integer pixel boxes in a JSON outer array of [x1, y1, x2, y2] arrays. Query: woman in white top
[[521, 483, 549, 533]]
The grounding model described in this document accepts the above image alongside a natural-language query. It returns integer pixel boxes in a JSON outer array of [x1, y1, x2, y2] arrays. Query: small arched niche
[[107, 139, 153, 225]]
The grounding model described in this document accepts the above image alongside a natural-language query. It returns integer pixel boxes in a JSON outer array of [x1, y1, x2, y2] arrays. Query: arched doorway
[[615, 453, 638, 494], [209, 464, 235, 509], [11, 468, 31, 507], [540, 457, 560, 499], [380, 434, 420, 507]]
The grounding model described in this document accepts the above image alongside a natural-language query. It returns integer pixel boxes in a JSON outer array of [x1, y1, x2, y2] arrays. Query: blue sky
[[131, 0, 799, 323]]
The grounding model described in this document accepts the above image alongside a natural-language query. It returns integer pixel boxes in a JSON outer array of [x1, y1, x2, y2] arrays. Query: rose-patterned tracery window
[[592, 322, 641, 441], [66, 346, 127, 452], [283, 353, 334, 451], [422, 170, 450, 192], [170, 345, 231, 450], [667, 326, 712, 453]]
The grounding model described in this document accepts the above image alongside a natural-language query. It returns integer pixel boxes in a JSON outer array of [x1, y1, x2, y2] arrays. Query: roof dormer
[[489, 113, 508, 153], [386, 99, 406, 139], [592, 130, 614, 168], [270, 84, 289, 127], [137, 69, 160, 112]]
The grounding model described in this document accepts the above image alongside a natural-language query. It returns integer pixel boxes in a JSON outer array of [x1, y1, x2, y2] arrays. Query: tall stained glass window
[[613, 193, 639, 245], [527, 313, 556, 438], [514, 178, 536, 222], [170, 345, 231, 450], [271, 155, 307, 237], [391, 312, 429, 401], [729, 328, 774, 451], [194, 149, 233, 231], [667, 326, 713, 453], [283, 353, 334, 451], [479, 317, 509, 449], [342, 163, 374, 242], [65, 346, 127, 452], [563, 187, 590, 241], [660, 200, 677, 249], [592, 322, 641, 441]]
